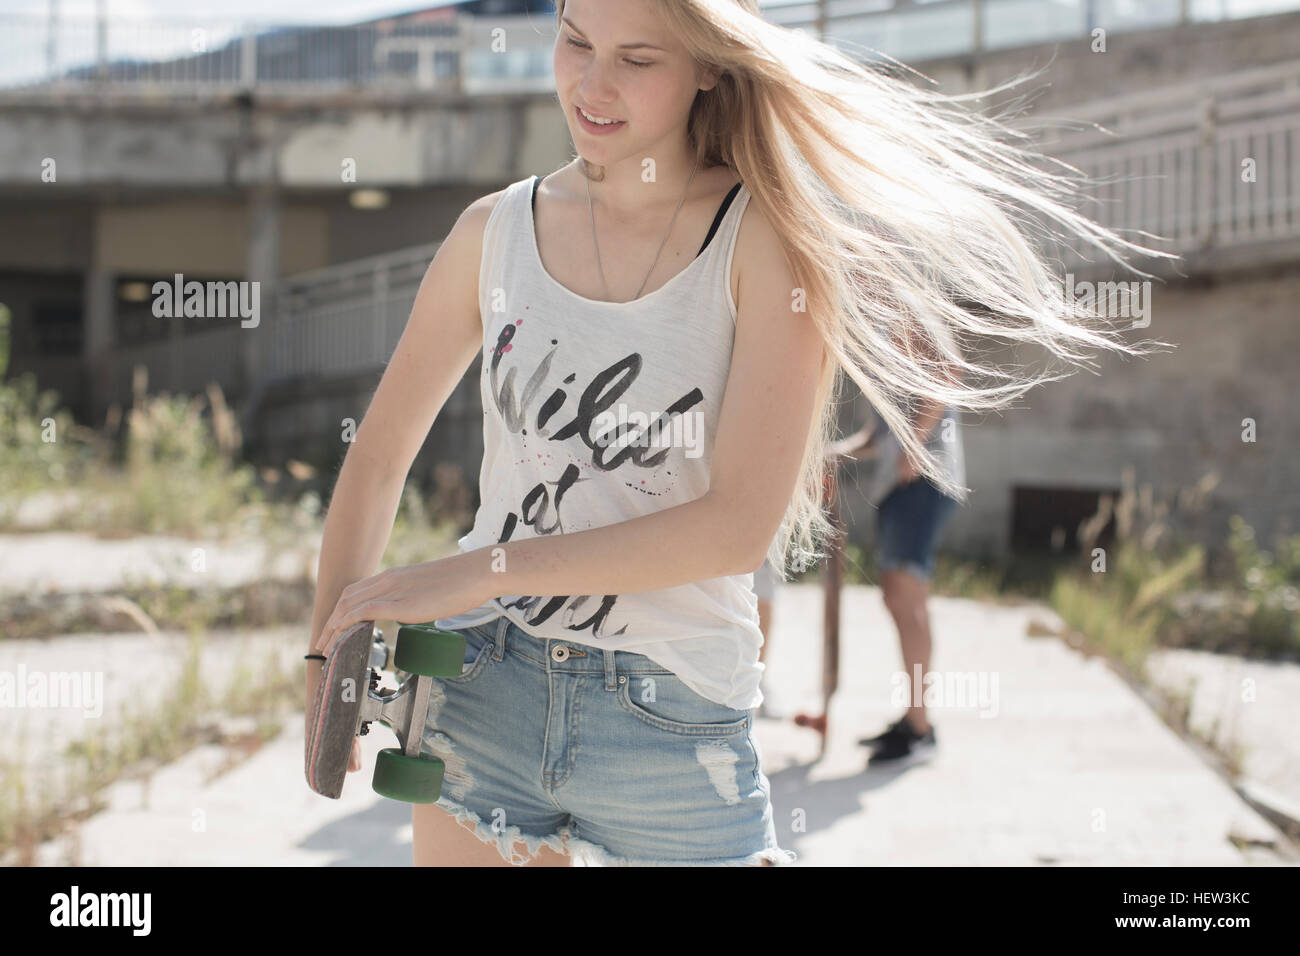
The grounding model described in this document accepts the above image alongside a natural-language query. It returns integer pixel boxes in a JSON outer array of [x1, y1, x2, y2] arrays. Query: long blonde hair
[[554, 0, 1178, 578]]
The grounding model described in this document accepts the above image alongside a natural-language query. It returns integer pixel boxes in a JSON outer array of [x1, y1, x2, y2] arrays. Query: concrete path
[[0, 626, 304, 788], [20, 582, 1296, 866], [756, 586, 1287, 865], [1145, 646, 1300, 827], [0, 531, 317, 595]]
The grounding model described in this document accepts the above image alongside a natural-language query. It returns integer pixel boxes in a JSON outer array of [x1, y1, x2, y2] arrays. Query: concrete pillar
[[242, 180, 281, 433], [82, 257, 115, 426]]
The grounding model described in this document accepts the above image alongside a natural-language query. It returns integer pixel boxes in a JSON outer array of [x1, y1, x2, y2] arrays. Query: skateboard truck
[[305, 620, 468, 803]]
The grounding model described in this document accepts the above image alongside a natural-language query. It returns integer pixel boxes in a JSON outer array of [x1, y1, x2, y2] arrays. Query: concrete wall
[[322, 183, 494, 263], [0, 95, 563, 189], [0, 185, 505, 284], [0, 196, 94, 271], [96, 198, 328, 276]]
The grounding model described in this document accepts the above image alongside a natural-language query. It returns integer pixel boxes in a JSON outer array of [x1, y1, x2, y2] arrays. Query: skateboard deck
[[793, 468, 842, 755], [306, 621, 380, 799]]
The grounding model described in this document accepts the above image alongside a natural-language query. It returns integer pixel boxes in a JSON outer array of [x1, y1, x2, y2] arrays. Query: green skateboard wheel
[[394, 625, 467, 677], [373, 748, 445, 803]]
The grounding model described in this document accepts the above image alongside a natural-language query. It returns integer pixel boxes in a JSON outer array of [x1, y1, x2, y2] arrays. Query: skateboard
[[305, 620, 467, 803], [793, 468, 843, 755]]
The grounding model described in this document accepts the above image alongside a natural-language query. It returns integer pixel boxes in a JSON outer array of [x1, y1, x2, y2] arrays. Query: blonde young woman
[[307, 0, 1173, 866]]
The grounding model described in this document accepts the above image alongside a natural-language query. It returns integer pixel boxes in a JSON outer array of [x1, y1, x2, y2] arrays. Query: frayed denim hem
[[568, 838, 799, 867], [876, 557, 934, 582], [430, 795, 570, 866], [429, 795, 798, 867]]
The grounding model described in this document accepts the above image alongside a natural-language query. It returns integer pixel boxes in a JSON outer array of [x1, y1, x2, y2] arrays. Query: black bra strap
[[531, 176, 743, 260], [696, 182, 742, 257]]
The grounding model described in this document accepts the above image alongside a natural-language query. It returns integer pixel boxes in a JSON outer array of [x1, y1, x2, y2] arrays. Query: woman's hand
[[311, 553, 490, 658], [827, 427, 878, 462]]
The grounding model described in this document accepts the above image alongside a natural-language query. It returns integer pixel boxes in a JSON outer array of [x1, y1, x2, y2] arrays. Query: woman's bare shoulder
[[441, 181, 523, 281], [461, 184, 513, 229], [730, 184, 789, 312]]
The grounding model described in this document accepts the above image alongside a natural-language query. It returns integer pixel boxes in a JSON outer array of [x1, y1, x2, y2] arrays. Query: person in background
[[828, 398, 966, 764]]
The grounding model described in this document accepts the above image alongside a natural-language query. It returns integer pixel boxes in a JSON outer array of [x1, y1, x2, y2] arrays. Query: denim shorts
[[875, 476, 959, 581], [415, 616, 797, 867]]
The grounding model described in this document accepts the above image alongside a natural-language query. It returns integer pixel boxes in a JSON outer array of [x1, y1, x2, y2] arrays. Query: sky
[[2, 0, 1298, 25], [0, 1, 468, 23]]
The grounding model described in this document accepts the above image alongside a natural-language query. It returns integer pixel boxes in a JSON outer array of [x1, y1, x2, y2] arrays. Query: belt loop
[[492, 615, 508, 662], [604, 648, 618, 692]]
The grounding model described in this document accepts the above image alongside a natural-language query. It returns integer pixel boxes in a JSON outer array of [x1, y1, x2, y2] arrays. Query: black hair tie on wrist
[[304, 653, 326, 661]]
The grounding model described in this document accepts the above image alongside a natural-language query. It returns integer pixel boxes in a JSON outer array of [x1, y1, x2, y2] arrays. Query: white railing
[[6, 1, 1300, 97], [0, 13, 555, 96], [1030, 60, 1300, 263]]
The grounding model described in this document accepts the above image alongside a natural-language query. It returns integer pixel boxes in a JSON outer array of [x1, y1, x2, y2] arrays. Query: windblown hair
[[555, 0, 1178, 578]]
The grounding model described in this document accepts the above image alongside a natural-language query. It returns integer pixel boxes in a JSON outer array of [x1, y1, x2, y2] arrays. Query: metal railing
[[0, 12, 556, 96], [262, 242, 442, 381], [106, 329, 245, 402], [4, 1, 1299, 97], [765, 0, 1300, 61], [105, 242, 441, 404]]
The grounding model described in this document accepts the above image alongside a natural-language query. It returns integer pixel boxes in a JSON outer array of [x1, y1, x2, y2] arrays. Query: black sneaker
[[857, 714, 910, 748], [866, 718, 936, 765]]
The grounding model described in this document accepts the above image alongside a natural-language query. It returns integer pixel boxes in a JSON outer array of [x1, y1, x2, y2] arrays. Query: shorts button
[[551, 644, 569, 662]]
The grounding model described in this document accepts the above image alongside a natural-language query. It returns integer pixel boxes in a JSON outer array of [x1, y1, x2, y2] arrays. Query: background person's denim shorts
[[875, 476, 959, 582], [413, 616, 797, 867]]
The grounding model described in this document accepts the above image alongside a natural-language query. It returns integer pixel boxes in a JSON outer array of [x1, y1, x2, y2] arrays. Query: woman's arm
[[307, 193, 492, 682], [897, 317, 961, 452], [910, 398, 947, 446], [444, 493, 750, 600], [827, 423, 879, 461], [308, 463, 408, 657]]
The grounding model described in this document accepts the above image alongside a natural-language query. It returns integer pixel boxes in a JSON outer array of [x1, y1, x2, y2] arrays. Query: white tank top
[[433, 172, 767, 711]]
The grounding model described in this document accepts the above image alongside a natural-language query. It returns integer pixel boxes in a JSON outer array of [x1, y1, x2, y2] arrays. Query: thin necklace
[[587, 159, 700, 302]]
